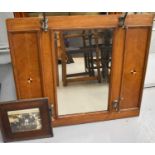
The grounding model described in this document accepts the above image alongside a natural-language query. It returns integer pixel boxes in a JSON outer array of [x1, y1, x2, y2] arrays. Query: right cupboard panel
[[120, 27, 152, 109]]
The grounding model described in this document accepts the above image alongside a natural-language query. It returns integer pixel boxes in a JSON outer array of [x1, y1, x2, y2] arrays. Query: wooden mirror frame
[[6, 14, 154, 126]]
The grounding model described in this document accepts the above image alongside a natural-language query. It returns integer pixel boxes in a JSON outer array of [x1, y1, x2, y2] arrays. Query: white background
[[0, 0, 155, 12]]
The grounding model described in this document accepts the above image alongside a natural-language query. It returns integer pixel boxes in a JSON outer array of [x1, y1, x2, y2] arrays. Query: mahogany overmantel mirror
[[6, 13, 154, 126]]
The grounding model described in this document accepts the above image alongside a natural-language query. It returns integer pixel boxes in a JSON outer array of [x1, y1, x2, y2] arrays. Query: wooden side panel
[[7, 19, 58, 118], [39, 31, 58, 117], [9, 32, 43, 99], [109, 28, 125, 111], [120, 28, 151, 109]]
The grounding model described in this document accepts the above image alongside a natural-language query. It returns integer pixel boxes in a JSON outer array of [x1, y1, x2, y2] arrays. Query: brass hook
[[118, 12, 128, 28], [40, 12, 48, 32]]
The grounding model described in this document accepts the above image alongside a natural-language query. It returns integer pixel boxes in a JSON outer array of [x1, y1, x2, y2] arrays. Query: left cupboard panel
[[8, 32, 44, 99]]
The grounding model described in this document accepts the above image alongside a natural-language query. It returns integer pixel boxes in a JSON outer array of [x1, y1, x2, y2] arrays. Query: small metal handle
[[112, 99, 119, 112]]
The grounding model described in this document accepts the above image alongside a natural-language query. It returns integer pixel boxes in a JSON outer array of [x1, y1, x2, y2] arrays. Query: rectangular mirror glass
[[54, 29, 114, 115]]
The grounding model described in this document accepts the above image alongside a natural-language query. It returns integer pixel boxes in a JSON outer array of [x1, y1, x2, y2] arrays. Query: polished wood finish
[[120, 28, 152, 109], [6, 14, 154, 126], [13, 12, 28, 18], [47, 14, 153, 30], [7, 30, 57, 118], [53, 108, 139, 127], [109, 28, 126, 112], [8, 32, 44, 99], [7, 14, 153, 32]]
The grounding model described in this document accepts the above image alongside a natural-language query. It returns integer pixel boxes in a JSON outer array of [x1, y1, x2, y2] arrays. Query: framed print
[[0, 98, 53, 142]]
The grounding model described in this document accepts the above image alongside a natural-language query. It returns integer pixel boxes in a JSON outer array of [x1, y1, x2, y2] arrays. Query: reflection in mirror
[[54, 29, 114, 115]]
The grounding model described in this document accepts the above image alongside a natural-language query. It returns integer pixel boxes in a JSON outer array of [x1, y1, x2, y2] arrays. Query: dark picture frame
[[0, 98, 53, 142]]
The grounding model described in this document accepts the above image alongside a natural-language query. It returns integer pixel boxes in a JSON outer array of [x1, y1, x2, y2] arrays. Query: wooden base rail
[[53, 108, 140, 127]]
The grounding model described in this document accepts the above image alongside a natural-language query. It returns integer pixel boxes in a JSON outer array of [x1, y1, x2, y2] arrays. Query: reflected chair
[[83, 29, 113, 82], [58, 30, 102, 86]]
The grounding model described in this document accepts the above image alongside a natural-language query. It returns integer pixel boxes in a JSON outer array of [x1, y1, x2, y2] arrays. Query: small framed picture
[[0, 98, 53, 142]]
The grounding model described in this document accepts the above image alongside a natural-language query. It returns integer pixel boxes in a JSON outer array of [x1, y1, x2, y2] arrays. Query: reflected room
[[54, 28, 114, 115]]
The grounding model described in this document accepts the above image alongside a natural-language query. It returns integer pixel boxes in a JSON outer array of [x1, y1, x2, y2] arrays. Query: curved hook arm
[[118, 12, 128, 28], [41, 12, 48, 31]]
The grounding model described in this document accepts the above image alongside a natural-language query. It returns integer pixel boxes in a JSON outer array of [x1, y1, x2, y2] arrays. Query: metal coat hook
[[118, 12, 128, 28], [41, 12, 48, 31]]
